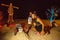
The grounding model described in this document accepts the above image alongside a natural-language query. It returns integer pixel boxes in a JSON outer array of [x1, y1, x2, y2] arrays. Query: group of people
[[14, 7, 58, 36], [14, 11, 45, 36], [27, 7, 58, 35], [27, 11, 45, 35]]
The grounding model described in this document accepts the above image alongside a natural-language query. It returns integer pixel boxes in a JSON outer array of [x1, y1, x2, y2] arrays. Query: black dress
[[34, 19, 42, 32]]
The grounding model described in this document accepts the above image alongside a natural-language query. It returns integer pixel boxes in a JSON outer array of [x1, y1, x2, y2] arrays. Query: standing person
[[32, 13, 45, 35], [26, 12, 32, 35], [28, 12, 32, 25]]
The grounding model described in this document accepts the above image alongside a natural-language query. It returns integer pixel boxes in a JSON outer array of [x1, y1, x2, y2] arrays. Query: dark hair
[[33, 13, 37, 17]]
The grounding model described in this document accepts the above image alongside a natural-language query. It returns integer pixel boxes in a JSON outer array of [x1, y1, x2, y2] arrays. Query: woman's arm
[[37, 18, 44, 31]]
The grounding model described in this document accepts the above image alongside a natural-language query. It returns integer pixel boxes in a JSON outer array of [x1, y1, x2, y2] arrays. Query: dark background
[[0, 0, 60, 19]]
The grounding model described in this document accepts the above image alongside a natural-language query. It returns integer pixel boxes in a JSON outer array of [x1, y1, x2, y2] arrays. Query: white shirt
[[28, 16, 32, 24]]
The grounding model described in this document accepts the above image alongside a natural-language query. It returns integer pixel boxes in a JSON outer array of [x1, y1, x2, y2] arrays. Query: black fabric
[[35, 25, 42, 32]]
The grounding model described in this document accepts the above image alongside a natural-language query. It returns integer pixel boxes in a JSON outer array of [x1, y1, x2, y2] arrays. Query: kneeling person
[[32, 13, 45, 35], [14, 23, 23, 35]]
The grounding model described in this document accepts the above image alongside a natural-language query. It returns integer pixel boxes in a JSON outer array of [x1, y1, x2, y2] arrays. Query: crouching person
[[14, 23, 23, 35], [32, 13, 45, 35]]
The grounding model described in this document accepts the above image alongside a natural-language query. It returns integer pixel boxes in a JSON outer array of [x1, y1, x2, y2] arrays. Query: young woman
[[28, 12, 32, 25], [26, 12, 33, 35], [32, 13, 45, 35]]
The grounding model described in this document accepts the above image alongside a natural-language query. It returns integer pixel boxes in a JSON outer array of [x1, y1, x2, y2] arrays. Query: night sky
[[0, 0, 60, 19]]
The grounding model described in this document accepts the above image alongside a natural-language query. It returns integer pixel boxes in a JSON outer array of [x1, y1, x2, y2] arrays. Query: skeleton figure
[[8, 3, 14, 23], [1, 3, 19, 23]]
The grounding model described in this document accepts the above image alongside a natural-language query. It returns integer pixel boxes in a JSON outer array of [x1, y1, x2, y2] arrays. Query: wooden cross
[[1, 3, 19, 23]]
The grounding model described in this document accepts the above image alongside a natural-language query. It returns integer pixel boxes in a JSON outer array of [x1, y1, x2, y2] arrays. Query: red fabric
[[0, 22, 4, 25], [20, 23, 26, 28], [0, 22, 4, 29], [20, 22, 28, 32], [9, 23, 15, 28], [0, 25, 3, 29]]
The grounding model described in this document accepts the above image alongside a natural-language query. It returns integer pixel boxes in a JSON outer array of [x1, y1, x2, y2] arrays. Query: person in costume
[[47, 7, 58, 27]]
